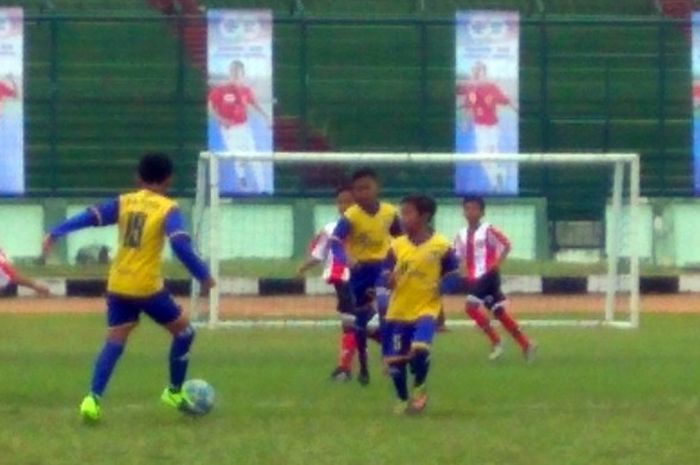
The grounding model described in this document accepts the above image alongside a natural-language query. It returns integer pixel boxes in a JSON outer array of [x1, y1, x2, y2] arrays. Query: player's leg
[[465, 289, 502, 359], [80, 295, 140, 421], [486, 272, 536, 362], [143, 290, 197, 409], [407, 316, 437, 414], [382, 321, 412, 414], [351, 264, 378, 386], [240, 125, 267, 192], [223, 124, 249, 189], [331, 283, 356, 381]]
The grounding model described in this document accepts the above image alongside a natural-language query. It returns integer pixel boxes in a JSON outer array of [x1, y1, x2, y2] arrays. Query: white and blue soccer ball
[[182, 379, 215, 416]]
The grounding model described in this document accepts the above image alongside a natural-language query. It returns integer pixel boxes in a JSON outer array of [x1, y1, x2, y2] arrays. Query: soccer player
[[42, 152, 215, 422], [454, 196, 536, 362], [457, 61, 518, 190], [208, 60, 272, 192], [328, 168, 401, 386], [0, 74, 18, 114], [381, 195, 460, 414], [296, 185, 358, 381], [0, 247, 50, 296]]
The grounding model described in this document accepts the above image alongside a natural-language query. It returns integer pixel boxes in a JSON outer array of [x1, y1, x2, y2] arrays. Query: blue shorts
[[382, 316, 437, 359], [350, 262, 383, 308], [106, 290, 181, 327]]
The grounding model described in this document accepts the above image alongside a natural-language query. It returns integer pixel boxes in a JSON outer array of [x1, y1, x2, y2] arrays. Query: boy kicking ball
[[381, 195, 460, 414], [43, 152, 215, 422]]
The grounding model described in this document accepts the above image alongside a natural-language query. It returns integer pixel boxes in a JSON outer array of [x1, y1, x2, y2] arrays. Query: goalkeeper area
[[191, 151, 641, 329]]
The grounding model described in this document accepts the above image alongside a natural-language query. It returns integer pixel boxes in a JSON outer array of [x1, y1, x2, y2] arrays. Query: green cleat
[[160, 387, 194, 413], [407, 384, 428, 414], [393, 400, 409, 415], [79, 394, 101, 423]]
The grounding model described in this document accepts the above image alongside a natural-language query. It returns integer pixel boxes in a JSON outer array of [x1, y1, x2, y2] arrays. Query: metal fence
[[19, 14, 692, 201]]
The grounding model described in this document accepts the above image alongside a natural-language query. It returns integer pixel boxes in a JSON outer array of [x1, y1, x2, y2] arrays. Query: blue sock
[[90, 340, 125, 397], [410, 350, 431, 387], [388, 362, 409, 401], [169, 325, 195, 391]]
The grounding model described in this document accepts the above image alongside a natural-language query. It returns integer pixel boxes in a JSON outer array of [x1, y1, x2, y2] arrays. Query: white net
[[190, 152, 640, 329]]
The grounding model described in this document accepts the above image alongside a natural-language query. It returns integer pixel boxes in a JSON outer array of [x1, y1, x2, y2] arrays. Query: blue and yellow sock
[[90, 340, 125, 397], [410, 350, 430, 387], [169, 325, 195, 391], [388, 362, 409, 401]]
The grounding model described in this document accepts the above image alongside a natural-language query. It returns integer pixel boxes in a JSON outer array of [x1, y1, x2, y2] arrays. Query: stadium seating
[[18, 0, 693, 220]]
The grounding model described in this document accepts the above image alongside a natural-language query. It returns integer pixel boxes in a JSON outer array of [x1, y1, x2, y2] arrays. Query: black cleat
[[357, 370, 370, 386]]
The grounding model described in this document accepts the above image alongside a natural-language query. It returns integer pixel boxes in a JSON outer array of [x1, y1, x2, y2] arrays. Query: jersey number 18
[[124, 212, 147, 248]]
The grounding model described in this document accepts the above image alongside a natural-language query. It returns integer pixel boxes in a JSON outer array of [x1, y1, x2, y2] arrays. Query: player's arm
[[0, 255, 49, 296], [327, 217, 352, 283], [488, 226, 511, 269], [11, 270, 50, 296], [42, 199, 119, 256], [375, 249, 396, 315], [296, 231, 327, 278], [439, 247, 462, 295], [247, 90, 272, 127], [165, 207, 215, 291]]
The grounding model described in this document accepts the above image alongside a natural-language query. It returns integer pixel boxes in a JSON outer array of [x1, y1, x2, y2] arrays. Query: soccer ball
[[182, 379, 215, 416]]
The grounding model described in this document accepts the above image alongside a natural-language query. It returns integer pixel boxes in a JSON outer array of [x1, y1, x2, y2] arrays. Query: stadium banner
[[455, 11, 519, 195], [0, 8, 23, 195], [207, 9, 274, 195], [693, 13, 700, 194]]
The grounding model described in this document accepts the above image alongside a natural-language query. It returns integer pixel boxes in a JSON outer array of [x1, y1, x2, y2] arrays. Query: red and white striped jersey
[[0, 248, 17, 289], [454, 223, 511, 281], [309, 221, 339, 281]]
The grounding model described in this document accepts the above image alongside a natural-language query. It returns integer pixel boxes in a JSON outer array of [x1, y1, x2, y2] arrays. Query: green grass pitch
[[2, 313, 700, 465]]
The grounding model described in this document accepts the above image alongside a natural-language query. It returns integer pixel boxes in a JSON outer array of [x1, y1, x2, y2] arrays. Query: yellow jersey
[[386, 233, 454, 322], [343, 202, 398, 262], [107, 189, 177, 297]]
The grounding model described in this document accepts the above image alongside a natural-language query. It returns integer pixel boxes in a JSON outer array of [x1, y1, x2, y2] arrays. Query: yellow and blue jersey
[[333, 202, 400, 263], [386, 233, 458, 322], [109, 190, 179, 296], [49, 189, 209, 299]]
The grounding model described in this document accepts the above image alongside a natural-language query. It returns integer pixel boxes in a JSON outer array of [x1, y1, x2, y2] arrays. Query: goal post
[[190, 151, 640, 329]]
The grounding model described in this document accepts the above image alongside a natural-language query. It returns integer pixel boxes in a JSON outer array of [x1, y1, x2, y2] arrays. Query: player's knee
[[491, 304, 505, 318], [107, 322, 137, 344], [175, 324, 195, 344]]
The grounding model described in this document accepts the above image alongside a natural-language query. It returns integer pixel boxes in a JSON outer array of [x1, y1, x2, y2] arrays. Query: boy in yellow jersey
[[381, 195, 460, 414], [329, 168, 401, 386], [43, 153, 215, 422]]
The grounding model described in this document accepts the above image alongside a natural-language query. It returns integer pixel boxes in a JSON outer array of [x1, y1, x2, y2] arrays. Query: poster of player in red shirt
[[692, 13, 700, 194], [455, 11, 519, 195], [208, 10, 273, 195], [0, 8, 24, 195]]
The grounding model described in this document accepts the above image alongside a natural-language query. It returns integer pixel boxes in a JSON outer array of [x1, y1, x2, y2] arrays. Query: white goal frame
[[191, 151, 640, 329]]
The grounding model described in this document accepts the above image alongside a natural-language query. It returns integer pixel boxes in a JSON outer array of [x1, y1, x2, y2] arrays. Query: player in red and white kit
[[454, 196, 536, 362], [0, 74, 18, 114], [296, 186, 362, 381], [208, 60, 272, 192], [0, 247, 50, 296], [457, 62, 518, 190]]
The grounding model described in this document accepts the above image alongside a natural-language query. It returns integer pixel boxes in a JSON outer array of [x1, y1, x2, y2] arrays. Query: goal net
[[190, 152, 640, 329]]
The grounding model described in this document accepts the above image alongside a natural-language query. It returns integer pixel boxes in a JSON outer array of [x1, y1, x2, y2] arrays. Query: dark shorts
[[334, 283, 355, 315], [382, 316, 437, 359], [466, 270, 507, 311], [349, 262, 383, 308], [107, 290, 182, 327]]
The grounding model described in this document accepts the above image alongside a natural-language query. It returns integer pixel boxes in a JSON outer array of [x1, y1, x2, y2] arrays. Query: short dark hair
[[462, 195, 485, 212], [351, 167, 378, 183], [138, 152, 173, 184], [401, 194, 437, 221], [334, 183, 352, 197]]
